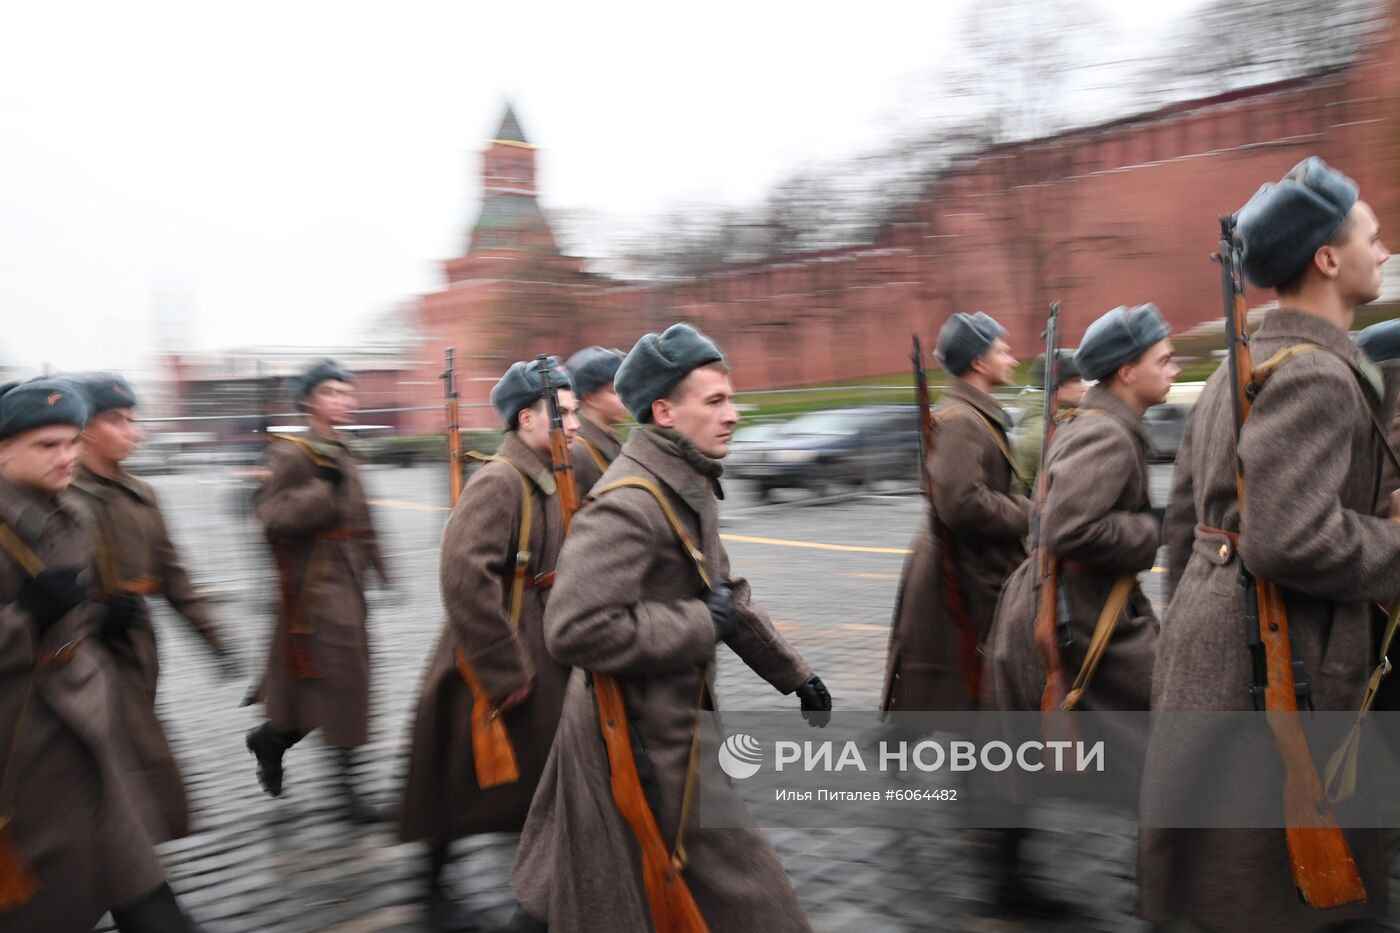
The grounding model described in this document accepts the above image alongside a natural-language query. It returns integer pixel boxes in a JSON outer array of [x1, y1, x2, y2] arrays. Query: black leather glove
[[795, 674, 832, 727], [17, 567, 86, 636], [102, 593, 143, 639], [704, 582, 740, 642], [315, 463, 342, 487]]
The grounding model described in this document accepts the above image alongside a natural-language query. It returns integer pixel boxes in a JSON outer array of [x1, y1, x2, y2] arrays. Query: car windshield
[[780, 412, 861, 436]]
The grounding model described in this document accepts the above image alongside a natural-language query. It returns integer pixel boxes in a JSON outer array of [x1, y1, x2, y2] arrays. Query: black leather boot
[[245, 723, 301, 797], [110, 883, 206, 933], [989, 828, 1075, 920], [426, 843, 479, 932], [336, 747, 381, 824]]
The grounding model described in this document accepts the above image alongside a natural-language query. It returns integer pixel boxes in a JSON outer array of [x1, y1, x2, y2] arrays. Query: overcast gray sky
[[0, 0, 1208, 374]]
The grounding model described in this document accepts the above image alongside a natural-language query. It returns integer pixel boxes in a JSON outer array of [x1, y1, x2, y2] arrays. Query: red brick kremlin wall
[[409, 5, 1400, 430]]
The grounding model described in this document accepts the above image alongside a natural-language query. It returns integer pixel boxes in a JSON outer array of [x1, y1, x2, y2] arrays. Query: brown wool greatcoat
[[986, 384, 1160, 715], [71, 463, 226, 842], [398, 433, 570, 842], [251, 433, 385, 748], [568, 413, 622, 498], [0, 476, 166, 933], [880, 378, 1030, 714], [513, 428, 815, 933], [1139, 309, 1400, 932]]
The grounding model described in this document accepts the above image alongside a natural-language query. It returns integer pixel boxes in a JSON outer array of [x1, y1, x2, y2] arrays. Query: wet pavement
[[89, 462, 1398, 931]]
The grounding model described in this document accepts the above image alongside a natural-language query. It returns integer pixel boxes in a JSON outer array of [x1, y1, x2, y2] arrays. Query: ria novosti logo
[[717, 730, 1105, 780], [718, 732, 764, 779]]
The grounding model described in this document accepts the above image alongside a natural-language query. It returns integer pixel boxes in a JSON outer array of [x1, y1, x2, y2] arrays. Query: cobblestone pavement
[[88, 463, 1399, 932]]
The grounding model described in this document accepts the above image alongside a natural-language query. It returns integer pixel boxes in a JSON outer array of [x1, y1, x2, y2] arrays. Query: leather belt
[[38, 637, 83, 669], [523, 571, 554, 590], [1197, 523, 1240, 563]]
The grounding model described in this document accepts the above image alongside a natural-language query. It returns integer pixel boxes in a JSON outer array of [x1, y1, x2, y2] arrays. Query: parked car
[[725, 422, 786, 481], [1141, 403, 1187, 462], [742, 405, 921, 499], [1140, 382, 1204, 463]]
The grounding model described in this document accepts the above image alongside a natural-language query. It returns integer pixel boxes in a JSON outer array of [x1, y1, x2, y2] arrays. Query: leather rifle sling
[[577, 435, 610, 475], [453, 452, 535, 789], [590, 475, 711, 933]]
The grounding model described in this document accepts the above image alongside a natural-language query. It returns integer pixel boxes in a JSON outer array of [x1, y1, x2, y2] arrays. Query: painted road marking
[[368, 499, 1167, 572]]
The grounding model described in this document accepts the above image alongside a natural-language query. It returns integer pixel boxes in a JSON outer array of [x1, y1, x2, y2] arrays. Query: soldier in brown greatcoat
[[879, 312, 1028, 717], [244, 359, 388, 824], [563, 346, 626, 497], [1141, 158, 1400, 932], [70, 372, 238, 844], [0, 378, 204, 932], [398, 357, 577, 933], [510, 323, 831, 933], [987, 303, 1177, 796]]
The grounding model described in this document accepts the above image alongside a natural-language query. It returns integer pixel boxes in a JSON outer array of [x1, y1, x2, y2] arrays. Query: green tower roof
[[493, 104, 528, 145]]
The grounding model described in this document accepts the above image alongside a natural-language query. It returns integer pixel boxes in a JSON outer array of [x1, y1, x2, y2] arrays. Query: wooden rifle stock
[[912, 336, 981, 702], [1217, 217, 1365, 909], [1031, 302, 1074, 723], [538, 354, 580, 532], [538, 354, 707, 930], [443, 347, 464, 504]]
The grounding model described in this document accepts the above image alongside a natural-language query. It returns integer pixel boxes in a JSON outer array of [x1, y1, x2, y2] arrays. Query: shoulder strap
[[590, 474, 715, 895], [936, 402, 1028, 490], [463, 452, 533, 629], [0, 523, 43, 579], [577, 435, 610, 474], [592, 476, 712, 589], [1248, 343, 1400, 479], [272, 433, 338, 469], [1249, 342, 1325, 393]]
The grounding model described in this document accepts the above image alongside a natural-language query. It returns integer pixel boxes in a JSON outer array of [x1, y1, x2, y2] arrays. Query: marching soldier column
[[11, 152, 1400, 933]]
